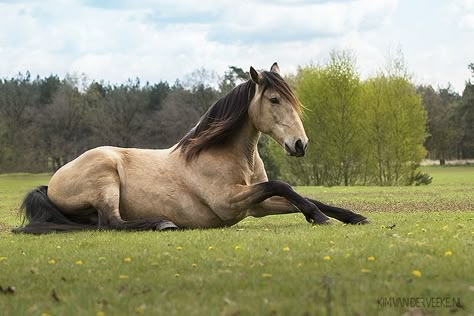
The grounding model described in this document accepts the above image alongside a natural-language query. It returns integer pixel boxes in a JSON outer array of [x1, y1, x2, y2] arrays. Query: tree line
[[0, 53, 472, 186]]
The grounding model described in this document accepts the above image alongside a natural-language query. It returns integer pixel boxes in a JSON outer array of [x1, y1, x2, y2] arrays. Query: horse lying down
[[13, 63, 368, 234]]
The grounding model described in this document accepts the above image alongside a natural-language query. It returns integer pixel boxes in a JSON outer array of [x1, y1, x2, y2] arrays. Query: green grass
[[0, 167, 473, 316]]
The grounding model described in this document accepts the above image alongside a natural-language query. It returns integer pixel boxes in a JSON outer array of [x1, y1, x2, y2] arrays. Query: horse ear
[[270, 62, 280, 74], [250, 66, 261, 84]]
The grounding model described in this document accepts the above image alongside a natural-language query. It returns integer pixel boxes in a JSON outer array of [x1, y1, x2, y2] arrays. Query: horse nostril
[[295, 139, 305, 156]]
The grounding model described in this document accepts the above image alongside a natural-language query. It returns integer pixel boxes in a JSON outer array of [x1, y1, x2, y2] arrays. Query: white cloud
[[0, 0, 471, 93]]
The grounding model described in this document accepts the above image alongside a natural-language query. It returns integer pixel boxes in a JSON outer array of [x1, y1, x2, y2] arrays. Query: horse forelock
[[260, 71, 302, 115]]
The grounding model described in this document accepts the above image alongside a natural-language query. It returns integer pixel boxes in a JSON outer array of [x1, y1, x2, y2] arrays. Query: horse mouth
[[285, 143, 304, 157]]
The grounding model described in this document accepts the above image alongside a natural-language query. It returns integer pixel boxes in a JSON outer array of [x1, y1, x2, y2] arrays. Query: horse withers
[[13, 63, 368, 234]]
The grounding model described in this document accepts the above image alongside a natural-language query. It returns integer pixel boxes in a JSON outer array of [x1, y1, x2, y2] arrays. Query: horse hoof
[[157, 220, 180, 231], [355, 218, 370, 225]]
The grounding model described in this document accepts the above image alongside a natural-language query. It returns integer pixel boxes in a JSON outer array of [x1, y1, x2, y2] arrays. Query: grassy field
[[0, 166, 473, 316]]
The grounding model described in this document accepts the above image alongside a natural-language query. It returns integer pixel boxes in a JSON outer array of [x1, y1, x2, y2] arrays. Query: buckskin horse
[[13, 63, 368, 234]]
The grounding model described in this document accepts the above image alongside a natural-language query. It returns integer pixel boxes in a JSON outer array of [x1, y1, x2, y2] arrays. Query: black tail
[[12, 186, 95, 235]]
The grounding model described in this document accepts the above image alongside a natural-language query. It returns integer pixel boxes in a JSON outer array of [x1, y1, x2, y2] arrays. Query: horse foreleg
[[247, 197, 299, 217], [229, 180, 330, 224], [305, 198, 369, 225]]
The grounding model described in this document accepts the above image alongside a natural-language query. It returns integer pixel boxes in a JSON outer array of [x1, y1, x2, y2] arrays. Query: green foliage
[[361, 75, 428, 185]]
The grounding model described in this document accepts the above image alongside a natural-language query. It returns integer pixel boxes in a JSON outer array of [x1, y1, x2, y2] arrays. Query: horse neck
[[230, 117, 261, 169]]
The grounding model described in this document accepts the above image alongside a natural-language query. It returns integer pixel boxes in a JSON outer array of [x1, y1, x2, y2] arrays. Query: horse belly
[[118, 178, 229, 228]]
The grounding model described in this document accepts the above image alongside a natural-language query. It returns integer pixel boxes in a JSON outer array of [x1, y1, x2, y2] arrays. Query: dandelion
[[119, 275, 129, 279], [135, 304, 146, 314], [96, 312, 105, 316], [421, 228, 426, 232], [361, 268, 371, 273], [261, 273, 272, 278], [367, 256, 375, 261], [124, 257, 132, 263], [175, 273, 180, 277], [323, 255, 331, 261], [176, 246, 183, 251], [444, 250, 453, 256], [208, 246, 215, 250], [234, 245, 241, 250], [407, 232, 413, 236], [411, 270, 422, 278], [389, 243, 394, 248], [282, 246, 290, 251], [75, 260, 83, 265], [48, 259, 56, 265], [0, 256, 7, 262], [192, 263, 197, 267]]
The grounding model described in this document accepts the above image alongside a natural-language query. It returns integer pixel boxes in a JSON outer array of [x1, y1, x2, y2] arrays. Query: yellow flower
[[96, 312, 105, 316], [124, 257, 132, 263], [192, 263, 197, 267], [323, 255, 331, 261], [135, 304, 146, 314], [389, 243, 394, 248], [367, 256, 375, 261], [407, 232, 413, 236], [282, 246, 290, 251], [175, 273, 180, 277], [361, 268, 371, 273], [48, 259, 56, 265], [41, 313, 50, 316], [119, 275, 129, 279], [0, 256, 7, 262], [261, 273, 272, 278], [444, 250, 453, 256], [421, 228, 426, 232], [208, 246, 215, 250], [176, 246, 183, 251], [234, 245, 241, 250], [98, 257, 106, 261], [412, 270, 422, 278], [75, 260, 83, 265]]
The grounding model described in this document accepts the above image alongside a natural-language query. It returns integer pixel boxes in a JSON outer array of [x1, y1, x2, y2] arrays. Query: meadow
[[0, 166, 473, 315]]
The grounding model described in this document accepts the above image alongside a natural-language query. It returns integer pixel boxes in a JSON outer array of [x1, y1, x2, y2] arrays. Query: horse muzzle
[[285, 139, 308, 157]]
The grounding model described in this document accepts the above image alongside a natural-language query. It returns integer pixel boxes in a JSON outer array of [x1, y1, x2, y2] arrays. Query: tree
[[291, 51, 365, 186], [418, 85, 462, 164], [362, 75, 427, 185], [33, 82, 88, 170], [458, 63, 474, 158]]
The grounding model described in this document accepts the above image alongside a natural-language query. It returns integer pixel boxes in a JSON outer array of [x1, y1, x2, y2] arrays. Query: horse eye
[[269, 97, 279, 104]]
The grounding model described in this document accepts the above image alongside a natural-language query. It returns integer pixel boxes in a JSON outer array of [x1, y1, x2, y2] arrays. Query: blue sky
[[0, 0, 473, 92]]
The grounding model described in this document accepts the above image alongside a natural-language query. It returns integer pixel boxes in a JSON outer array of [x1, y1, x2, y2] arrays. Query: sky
[[0, 0, 473, 93]]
